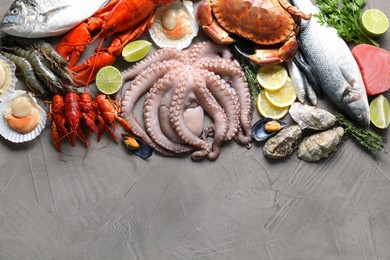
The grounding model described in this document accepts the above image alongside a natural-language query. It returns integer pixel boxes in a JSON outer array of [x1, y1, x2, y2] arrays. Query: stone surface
[[0, 0, 390, 259]]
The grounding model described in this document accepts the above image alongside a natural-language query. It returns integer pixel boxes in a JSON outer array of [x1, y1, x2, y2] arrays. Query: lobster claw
[[71, 52, 116, 86]]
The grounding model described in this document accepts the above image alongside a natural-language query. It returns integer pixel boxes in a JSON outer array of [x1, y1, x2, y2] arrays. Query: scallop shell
[[0, 53, 17, 102], [149, 0, 199, 49], [0, 90, 47, 143]]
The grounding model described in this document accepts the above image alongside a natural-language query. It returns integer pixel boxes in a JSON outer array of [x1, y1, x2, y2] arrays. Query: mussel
[[251, 118, 287, 141], [122, 134, 153, 159]]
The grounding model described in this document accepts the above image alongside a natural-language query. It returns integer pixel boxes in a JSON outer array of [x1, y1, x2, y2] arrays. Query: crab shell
[[211, 0, 295, 45], [0, 90, 47, 143]]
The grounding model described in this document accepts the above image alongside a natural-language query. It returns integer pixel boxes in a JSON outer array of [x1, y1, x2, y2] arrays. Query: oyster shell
[[149, 0, 199, 49], [263, 125, 303, 159], [289, 102, 336, 130], [297, 126, 344, 161], [0, 90, 46, 143], [252, 118, 287, 141], [0, 53, 17, 102]]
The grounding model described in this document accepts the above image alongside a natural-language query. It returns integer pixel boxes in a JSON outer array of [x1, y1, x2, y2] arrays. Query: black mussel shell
[[251, 118, 287, 141], [122, 134, 153, 159]]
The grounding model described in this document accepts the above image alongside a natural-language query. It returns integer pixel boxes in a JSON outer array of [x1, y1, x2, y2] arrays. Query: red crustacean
[[48, 92, 134, 152], [48, 94, 68, 152], [64, 92, 86, 146], [56, 0, 174, 86], [196, 0, 311, 64], [95, 94, 132, 141]]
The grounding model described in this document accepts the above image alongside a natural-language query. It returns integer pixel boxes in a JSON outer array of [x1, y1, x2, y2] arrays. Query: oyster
[[289, 102, 336, 130], [263, 125, 303, 159], [149, 0, 199, 49], [252, 118, 287, 141], [0, 53, 17, 102], [0, 90, 46, 143], [297, 126, 344, 161]]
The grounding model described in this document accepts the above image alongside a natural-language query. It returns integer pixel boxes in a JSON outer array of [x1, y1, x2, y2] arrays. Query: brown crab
[[195, 0, 311, 64]]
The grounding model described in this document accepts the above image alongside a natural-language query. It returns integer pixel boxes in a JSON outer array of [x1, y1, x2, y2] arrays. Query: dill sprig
[[336, 113, 387, 155], [314, 0, 379, 47], [240, 59, 261, 104]]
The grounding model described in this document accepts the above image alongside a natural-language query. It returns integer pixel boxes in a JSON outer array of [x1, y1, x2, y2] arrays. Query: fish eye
[[11, 8, 18, 15], [355, 110, 362, 119]]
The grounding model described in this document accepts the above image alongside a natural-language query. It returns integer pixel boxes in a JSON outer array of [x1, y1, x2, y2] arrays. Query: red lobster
[[56, 0, 174, 86]]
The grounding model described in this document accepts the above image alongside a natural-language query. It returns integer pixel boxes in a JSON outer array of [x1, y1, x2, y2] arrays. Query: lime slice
[[95, 66, 122, 95], [369, 94, 390, 129], [264, 77, 296, 108], [256, 64, 288, 91], [256, 91, 289, 119], [360, 9, 389, 37], [122, 40, 152, 62]]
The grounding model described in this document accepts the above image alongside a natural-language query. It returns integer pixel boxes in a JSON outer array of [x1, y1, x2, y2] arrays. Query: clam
[[251, 118, 287, 141], [0, 53, 17, 102], [149, 0, 199, 49], [122, 134, 153, 159], [0, 90, 46, 143]]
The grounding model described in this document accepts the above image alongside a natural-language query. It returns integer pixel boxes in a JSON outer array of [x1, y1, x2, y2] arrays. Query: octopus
[[120, 41, 253, 160]]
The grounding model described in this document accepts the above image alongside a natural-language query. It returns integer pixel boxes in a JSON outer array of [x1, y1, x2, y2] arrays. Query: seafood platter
[[0, 0, 389, 162], [2, 0, 390, 259]]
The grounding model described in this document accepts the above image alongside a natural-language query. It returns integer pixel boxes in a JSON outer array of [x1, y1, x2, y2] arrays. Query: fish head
[[341, 85, 370, 127], [1, 0, 37, 37]]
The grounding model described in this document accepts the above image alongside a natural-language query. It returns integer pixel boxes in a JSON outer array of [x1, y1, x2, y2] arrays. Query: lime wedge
[[360, 9, 389, 37], [122, 40, 152, 62], [256, 64, 288, 91], [370, 94, 390, 129], [95, 66, 122, 95]]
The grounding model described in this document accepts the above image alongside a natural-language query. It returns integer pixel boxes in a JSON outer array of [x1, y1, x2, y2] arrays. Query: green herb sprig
[[240, 59, 261, 104], [314, 0, 379, 47], [336, 113, 386, 155]]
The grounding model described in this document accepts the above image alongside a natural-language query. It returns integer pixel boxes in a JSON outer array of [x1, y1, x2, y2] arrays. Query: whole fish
[[1, 0, 109, 38], [290, 0, 370, 126]]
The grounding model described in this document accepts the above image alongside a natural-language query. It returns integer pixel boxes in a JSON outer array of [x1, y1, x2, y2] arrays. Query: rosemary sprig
[[240, 59, 261, 104], [336, 113, 387, 155]]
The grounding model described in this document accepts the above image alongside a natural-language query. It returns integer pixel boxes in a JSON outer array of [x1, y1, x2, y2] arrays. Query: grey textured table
[[0, 0, 389, 259]]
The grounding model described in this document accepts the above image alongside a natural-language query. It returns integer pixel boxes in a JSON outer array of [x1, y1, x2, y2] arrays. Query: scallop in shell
[[0, 53, 17, 102], [149, 0, 199, 49], [0, 90, 46, 143]]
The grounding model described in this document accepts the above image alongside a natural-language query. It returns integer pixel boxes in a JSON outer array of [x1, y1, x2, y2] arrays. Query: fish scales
[[290, 0, 370, 126], [1, 0, 109, 38]]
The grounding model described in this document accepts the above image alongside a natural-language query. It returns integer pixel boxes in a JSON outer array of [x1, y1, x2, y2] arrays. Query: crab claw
[[235, 33, 298, 65]]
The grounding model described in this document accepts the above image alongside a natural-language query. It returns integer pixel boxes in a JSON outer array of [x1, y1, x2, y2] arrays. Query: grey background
[[0, 0, 390, 259]]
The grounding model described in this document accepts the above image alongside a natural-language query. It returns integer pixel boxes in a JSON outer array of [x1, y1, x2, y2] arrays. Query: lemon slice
[[95, 66, 123, 95], [370, 94, 390, 129], [264, 77, 297, 108], [360, 9, 389, 37], [256, 64, 288, 91], [122, 40, 152, 62], [256, 91, 289, 119]]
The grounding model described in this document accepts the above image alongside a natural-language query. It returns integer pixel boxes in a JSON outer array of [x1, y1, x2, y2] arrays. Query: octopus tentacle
[[121, 48, 183, 81], [170, 70, 228, 160], [121, 60, 182, 156], [144, 70, 194, 154], [183, 41, 233, 64], [197, 58, 253, 148], [201, 70, 240, 141]]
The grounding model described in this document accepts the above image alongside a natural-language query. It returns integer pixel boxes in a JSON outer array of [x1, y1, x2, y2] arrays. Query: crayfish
[[56, 0, 174, 86], [48, 92, 132, 152]]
